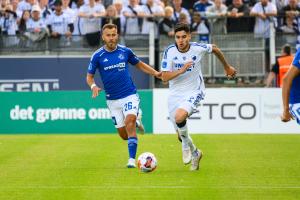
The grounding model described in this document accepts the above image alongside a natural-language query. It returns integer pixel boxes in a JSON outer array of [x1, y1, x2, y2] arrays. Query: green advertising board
[[0, 90, 153, 134]]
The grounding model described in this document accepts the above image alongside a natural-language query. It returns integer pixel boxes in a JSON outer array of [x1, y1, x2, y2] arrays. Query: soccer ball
[[137, 152, 157, 173]]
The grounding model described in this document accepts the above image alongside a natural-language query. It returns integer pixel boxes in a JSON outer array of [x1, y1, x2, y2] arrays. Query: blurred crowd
[[0, 0, 300, 45]]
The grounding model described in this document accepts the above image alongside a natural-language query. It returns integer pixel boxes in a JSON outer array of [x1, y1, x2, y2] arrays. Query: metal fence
[[0, 34, 149, 56]]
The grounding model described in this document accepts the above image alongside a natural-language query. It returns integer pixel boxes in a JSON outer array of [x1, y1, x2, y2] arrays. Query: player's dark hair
[[102, 23, 118, 32], [174, 23, 190, 34], [283, 44, 291, 55]]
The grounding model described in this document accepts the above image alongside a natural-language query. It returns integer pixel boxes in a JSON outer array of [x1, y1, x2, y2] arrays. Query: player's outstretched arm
[[281, 66, 300, 122], [86, 73, 101, 98], [161, 61, 193, 82], [135, 61, 162, 79], [212, 44, 237, 79]]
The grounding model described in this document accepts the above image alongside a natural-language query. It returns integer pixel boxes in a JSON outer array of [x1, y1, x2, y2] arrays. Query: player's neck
[[104, 45, 118, 52]]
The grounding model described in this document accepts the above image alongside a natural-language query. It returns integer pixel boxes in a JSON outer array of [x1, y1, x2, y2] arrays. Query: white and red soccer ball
[[137, 152, 157, 173]]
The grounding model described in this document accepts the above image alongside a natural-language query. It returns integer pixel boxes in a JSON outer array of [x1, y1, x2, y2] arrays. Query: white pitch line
[[1, 185, 300, 189]]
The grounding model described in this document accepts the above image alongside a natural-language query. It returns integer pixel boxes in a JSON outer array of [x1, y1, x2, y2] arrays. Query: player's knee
[[176, 120, 186, 128], [175, 115, 186, 125], [125, 115, 137, 128]]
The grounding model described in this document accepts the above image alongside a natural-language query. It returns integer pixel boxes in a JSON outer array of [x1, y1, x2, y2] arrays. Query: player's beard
[[106, 41, 117, 51]]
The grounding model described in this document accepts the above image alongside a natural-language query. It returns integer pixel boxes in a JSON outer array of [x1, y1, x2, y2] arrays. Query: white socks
[[178, 124, 196, 153]]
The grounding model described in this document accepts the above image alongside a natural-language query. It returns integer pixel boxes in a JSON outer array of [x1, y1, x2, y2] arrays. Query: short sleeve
[[127, 48, 140, 65], [87, 53, 99, 74], [160, 48, 173, 72]]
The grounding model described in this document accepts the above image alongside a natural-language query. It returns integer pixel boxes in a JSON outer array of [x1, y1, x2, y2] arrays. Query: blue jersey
[[291, 48, 300, 104], [193, 1, 213, 13], [87, 44, 140, 100]]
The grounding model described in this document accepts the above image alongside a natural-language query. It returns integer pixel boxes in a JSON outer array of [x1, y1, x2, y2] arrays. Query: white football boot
[[127, 158, 136, 168], [190, 149, 203, 171]]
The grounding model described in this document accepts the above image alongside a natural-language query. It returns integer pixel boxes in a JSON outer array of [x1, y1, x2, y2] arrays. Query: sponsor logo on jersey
[[104, 62, 125, 71]]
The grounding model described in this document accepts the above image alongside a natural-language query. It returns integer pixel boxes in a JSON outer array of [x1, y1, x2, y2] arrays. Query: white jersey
[[161, 42, 212, 96], [47, 12, 72, 34]]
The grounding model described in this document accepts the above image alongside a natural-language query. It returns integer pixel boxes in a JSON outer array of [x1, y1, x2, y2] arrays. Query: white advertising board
[[153, 88, 300, 134]]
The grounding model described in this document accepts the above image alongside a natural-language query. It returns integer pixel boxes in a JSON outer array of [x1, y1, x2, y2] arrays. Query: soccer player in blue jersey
[[86, 24, 161, 168], [281, 48, 300, 125]]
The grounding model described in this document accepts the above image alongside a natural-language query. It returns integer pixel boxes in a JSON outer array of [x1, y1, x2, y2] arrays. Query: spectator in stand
[[0, 3, 18, 35], [141, 0, 164, 35], [47, 0, 73, 39], [191, 12, 210, 43], [278, 15, 296, 33], [78, 0, 105, 46], [159, 5, 175, 36], [278, 0, 300, 28], [10, 0, 22, 19], [18, 10, 30, 34], [275, 0, 289, 12], [227, 0, 252, 32], [113, 0, 125, 34], [250, 0, 277, 39], [122, 0, 144, 34], [181, 0, 198, 14], [71, 0, 84, 36], [250, 0, 277, 75], [24, 5, 47, 42], [172, 0, 191, 24], [225, 0, 256, 8], [193, 0, 214, 17], [205, 0, 227, 34], [62, 0, 76, 24], [265, 44, 294, 87], [39, 0, 52, 20], [102, 5, 121, 34], [178, 12, 188, 24], [17, 0, 36, 13]]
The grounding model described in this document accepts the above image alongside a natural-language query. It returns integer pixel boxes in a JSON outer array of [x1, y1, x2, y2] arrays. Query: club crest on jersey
[[183, 56, 186, 60], [118, 54, 124, 60], [162, 61, 167, 69], [173, 56, 178, 60], [192, 56, 197, 61]]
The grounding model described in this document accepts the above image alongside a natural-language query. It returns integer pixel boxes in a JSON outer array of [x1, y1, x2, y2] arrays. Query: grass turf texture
[[0, 134, 300, 200]]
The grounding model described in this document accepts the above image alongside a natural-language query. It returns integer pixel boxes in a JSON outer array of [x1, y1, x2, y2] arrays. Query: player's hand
[[154, 71, 162, 79], [180, 61, 193, 74], [92, 86, 101, 98], [225, 65, 237, 79], [281, 110, 294, 122]]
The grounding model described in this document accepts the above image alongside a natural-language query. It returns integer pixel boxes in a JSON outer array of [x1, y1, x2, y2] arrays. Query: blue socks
[[128, 137, 138, 159]]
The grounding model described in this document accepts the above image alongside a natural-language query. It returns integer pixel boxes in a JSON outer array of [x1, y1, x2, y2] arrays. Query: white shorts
[[106, 94, 140, 128], [290, 103, 300, 125], [168, 90, 205, 128]]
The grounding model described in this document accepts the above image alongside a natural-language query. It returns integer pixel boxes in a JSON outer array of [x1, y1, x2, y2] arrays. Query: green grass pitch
[[0, 134, 300, 200]]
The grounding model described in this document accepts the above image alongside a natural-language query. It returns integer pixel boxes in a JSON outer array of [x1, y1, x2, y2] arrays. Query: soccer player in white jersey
[[86, 24, 161, 168], [161, 23, 237, 171]]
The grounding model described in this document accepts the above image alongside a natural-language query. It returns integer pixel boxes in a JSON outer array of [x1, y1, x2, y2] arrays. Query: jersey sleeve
[[127, 48, 140, 65], [292, 49, 300, 70], [160, 48, 173, 72], [87, 53, 99, 74]]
